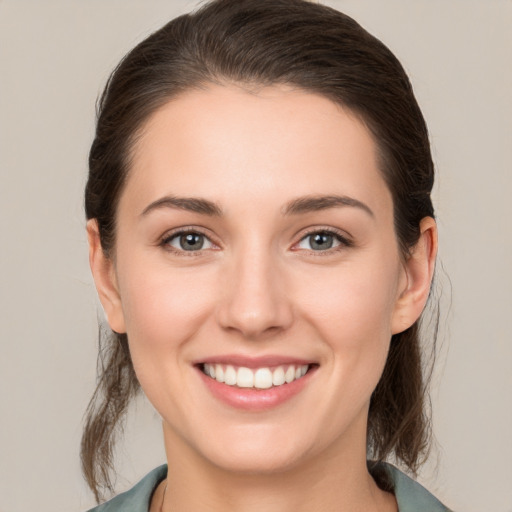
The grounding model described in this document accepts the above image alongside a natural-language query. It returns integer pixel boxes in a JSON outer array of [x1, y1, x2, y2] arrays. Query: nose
[[216, 245, 294, 340]]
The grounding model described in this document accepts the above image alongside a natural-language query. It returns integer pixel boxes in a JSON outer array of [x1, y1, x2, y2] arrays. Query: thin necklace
[[159, 480, 168, 512]]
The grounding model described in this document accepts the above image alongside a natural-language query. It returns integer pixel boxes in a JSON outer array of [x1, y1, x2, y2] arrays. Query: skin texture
[[88, 84, 437, 512]]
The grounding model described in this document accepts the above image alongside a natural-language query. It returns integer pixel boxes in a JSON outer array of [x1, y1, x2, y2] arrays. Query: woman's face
[[93, 84, 422, 474]]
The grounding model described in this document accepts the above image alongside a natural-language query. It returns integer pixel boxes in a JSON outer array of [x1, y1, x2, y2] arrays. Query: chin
[[193, 425, 310, 475]]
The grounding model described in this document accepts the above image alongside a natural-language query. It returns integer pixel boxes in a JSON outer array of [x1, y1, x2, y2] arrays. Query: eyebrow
[[141, 196, 223, 217], [283, 194, 374, 218], [140, 194, 374, 218]]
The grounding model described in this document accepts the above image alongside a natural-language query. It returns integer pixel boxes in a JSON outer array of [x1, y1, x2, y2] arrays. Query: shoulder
[[374, 462, 453, 512], [86, 465, 168, 512]]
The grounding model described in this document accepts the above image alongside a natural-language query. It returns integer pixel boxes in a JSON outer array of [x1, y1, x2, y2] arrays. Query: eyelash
[[159, 227, 353, 256], [160, 227, 217, 257], [294, 227, 354, 255]]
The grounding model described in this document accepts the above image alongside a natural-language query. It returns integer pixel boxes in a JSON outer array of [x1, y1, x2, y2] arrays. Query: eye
[[295, 230, 352, 252], [162, 230, 215, 252]]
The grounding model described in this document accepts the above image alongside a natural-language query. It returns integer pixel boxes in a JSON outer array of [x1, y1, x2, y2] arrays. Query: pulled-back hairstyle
[[83, 0, 437, 502]]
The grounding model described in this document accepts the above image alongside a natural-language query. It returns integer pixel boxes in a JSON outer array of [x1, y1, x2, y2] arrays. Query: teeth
[[224, 365, 237, 385], [285, 366, 295, 383], [203, 363, 309, 389], [215, 364, 224, 383], [254, 368, 273, 389], [272, 366, 285, 386], [237, 367, 254, 388]]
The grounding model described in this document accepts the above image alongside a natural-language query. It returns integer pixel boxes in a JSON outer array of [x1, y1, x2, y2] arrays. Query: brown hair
[[83, 0, 437, 502]]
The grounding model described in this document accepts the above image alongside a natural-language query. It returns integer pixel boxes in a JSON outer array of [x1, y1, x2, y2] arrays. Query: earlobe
[[391, 217, 438, 335], [86, 219, 126, 334]]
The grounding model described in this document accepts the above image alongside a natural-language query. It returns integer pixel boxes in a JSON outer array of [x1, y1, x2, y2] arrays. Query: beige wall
[[0, 1, 510, 511]]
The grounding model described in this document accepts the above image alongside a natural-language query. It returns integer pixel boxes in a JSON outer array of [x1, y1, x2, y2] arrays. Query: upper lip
[[194, 354, 317, 369]]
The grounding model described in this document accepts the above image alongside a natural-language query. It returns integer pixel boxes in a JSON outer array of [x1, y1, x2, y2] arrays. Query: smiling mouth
[[200, 363, 313, 390]]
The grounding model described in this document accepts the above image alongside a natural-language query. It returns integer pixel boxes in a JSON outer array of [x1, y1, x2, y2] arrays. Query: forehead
[[123, 84, 392, 217]]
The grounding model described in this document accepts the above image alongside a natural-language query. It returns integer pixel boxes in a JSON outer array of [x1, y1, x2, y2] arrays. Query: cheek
[[293, 254, 401, 389], [299, 265, 399, 343], [116, 257, 216, 365]]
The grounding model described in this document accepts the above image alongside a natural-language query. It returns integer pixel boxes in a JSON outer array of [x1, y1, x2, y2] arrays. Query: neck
[[158, 422, 397, 512]]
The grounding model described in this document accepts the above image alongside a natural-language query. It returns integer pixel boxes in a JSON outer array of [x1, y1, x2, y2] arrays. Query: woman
[[82, 0, 450, 510]]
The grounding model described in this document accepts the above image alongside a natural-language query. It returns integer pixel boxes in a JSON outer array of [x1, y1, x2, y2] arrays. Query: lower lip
[[197, 367, 316, 411]]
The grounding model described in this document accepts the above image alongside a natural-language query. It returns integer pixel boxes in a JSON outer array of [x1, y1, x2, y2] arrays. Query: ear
[[86, 219, 126, 334], [391, 217, 438, 335]]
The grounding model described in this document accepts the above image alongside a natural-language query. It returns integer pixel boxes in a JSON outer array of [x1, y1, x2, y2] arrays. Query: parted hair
[[83, 0, 437, 502]]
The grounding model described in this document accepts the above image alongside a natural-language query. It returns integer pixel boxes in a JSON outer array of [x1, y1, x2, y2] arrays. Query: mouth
[[199, 362, 312, 390], [195, 357, 318, 411]]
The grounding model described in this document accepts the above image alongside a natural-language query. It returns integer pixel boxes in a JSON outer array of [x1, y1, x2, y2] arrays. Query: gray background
[[0, 1, 511, 511]]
